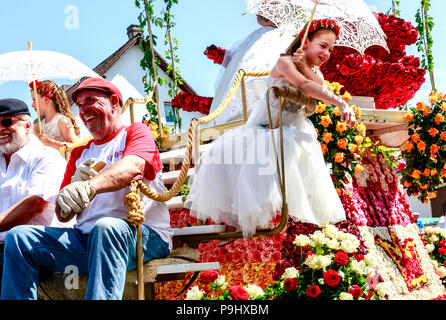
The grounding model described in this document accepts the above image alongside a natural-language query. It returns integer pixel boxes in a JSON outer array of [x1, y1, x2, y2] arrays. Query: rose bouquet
[[422, 226, 446, 285], [262, 224, 381, 300], [171, 91, 213, 115], [308, 81, 367, 191], [400, 91, 446, 203], [183, 271, 265, 300], [203, 45, 227, 65]]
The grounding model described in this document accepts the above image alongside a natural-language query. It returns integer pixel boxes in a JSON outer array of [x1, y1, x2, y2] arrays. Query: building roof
[[65, 29, 196, 104]]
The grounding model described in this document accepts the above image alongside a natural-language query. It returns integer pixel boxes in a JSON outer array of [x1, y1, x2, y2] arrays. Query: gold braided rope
[[124, 181, 145, 226], [198, 69, 270, 125]]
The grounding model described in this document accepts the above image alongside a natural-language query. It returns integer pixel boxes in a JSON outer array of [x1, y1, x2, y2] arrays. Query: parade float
[[150, 9, 446, 300], [37, 1, 445, 301]]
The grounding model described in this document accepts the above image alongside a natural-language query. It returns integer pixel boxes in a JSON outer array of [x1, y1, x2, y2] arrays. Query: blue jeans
[[1, 217, 170, 300]]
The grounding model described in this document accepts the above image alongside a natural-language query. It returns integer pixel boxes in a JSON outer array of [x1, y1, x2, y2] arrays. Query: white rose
[[323, 224, 339, 239], [311, 230, 328, 245], [185, 285, 205, 300], [375, 282, 391, 298], [326, 238, 340, 250], [340, 239, 359, 253], [282, 267, 299, 279], [364, 254, 377, 267], [339, 292, 354, 300], [213, 275, 228, 290], [336, 231, 350, 241], [244, 284, 264, 299], [317, 255, 333, 270], [429, 234, 439, 243], [437, 266, 446, 278], [424, 226, 434, 234], [304, 254, 321, 270], [426, 243, 435, 253], [351, 260, 367, 275], [293, 234, 312, 247]]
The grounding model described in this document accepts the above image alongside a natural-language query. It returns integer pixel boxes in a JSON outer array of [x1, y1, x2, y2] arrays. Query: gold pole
[[299, 0, 320, 50], [28, 41, 42, 134], [143, 0, 164, 140], [136, 224, 145, 300]]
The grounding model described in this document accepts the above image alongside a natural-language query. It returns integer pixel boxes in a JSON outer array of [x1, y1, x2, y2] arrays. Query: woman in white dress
[[187, 19, 356, 237], [208, 15, 294, 125]]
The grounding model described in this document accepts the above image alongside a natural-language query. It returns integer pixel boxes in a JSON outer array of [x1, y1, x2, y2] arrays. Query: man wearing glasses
[[0, 98, 68, 291]]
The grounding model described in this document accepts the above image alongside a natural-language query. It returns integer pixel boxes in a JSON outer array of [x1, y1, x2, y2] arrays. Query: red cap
[[71, 77, 123, 106]]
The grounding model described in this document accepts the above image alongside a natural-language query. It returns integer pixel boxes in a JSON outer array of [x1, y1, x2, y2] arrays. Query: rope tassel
[[124, 181, 145, 226]]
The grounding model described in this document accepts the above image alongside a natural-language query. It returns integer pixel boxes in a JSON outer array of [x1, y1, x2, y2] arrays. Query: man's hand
[[57, 181, 96, 218], [71, 158, 105, 182]]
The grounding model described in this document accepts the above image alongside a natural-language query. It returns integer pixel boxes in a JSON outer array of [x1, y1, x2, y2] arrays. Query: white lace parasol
[[244, 0, 389, 54], [0, 50, 99, 84]]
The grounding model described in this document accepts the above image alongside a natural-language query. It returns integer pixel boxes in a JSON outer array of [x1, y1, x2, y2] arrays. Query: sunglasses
[[0, 118, 26, 128]]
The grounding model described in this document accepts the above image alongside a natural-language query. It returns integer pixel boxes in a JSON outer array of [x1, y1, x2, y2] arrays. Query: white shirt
[[62, 124, 173, 250], [0, 138, 68, 242]]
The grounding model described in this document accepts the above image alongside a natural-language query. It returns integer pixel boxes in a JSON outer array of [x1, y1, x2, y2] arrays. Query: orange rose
[[334, 152, 345, 163], [419, 184, 428, 190], [430, 144, 440, 157], [423, 168, 431, 176], [404, 181, 412, 187], [429, 128, 439, 137], [403, 112, 414, 122], [336, 121, 347, 134], [354, 164, 364, 174], [348, 143, 357, 154], [441, 132, 446, 141], [411, 170, 422, 179], [416, 140, 426, 152], [416, 102, 426, 111], [355, 123, 366, 136], [337, 138, 348, 149], [431, 168, 438, 176], [352, 105, 361, 118], [428, 192, 437, 199], [423, 106, 432, 116], [435, 113, 445, 125], [442, 170, 446, 177], [321, 143, 328, 155], [333, 107, 341, 117], [319, 115, 332, 128], [354, 135, 364, 146], [343, 92, 352, 102], [404, 141, 414, 153], [316, 102, 326, 114], [441, 102, 446, 112], [322, 132, 334, 144], [411, 133, 421, 143]]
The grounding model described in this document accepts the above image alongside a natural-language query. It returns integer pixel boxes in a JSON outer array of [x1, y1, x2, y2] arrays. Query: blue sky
[[0, 0, 445, 120]]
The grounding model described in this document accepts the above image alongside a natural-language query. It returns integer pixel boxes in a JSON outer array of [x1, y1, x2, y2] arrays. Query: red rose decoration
[[228, 285, 250, 300], [306, 284, 322, 298], [334, 251, 349, 266], [439, 247, 446, 255], [272, 261, 286, 281], [439, 240, 446, 247], [283, 278, 298, 292], [348, 285, 363, 299], [323, 269, 341, 287], [200, 270, 219, 285], [355, 254, 365, 261]]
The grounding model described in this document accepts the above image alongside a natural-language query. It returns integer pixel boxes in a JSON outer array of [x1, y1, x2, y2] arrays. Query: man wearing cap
[[0, 98, 67, 291], [1, 78, 172, 300]]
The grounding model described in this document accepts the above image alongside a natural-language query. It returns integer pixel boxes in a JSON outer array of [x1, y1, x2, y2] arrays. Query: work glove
[[58, 181, 96, 218], [71, 158, 100, 182]]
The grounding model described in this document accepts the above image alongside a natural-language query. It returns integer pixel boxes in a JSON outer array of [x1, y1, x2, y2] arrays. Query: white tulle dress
[[208, 26, 294, 126], [187, 77, 346, 237]]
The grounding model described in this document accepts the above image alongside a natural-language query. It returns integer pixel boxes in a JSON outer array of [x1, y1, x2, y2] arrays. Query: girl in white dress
[[29, 79, 80, 150], [209, 15, 294, 125], [187, 19, 356, 237]]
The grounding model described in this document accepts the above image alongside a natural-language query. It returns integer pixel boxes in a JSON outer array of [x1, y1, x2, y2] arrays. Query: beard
[[0, 126, 29, 155]]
